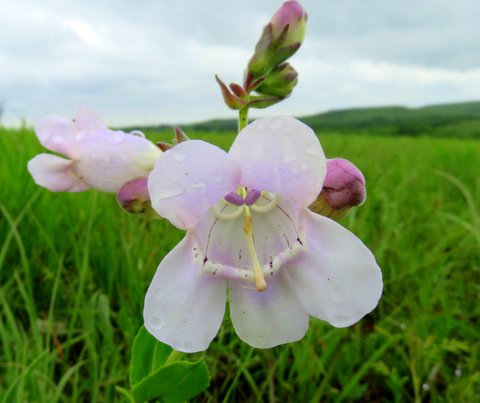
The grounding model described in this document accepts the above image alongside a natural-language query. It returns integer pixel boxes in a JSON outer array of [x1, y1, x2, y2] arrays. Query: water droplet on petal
[[75, 131, 87, 142], [266, 117, 283, 130], [108, 131, 125, 144], [149, 315, 163, 329], [304, 144, 323, 157], [281, 140, 298, 163], [130, 130, 145, 138], [191, 180, 207, 189], [52, 135, 67, 145], [250, 146, 263, 160], [101, 156, 111, 167], [301, 163, 309, 170], [170, 150, 186, 162], [155, 182, 185, 199]]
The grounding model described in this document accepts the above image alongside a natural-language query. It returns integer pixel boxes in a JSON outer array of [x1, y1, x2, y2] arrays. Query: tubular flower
[[145, 116, 382, 352], [28, 107, 162, 193]]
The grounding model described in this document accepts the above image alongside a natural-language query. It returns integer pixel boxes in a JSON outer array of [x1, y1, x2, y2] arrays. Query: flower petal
[[34, 115, 77, 156], [148, 140, 240, 230], [192, 198, 302, 281], [73, 130, 162, 192], [285, 211, 383, 327], [27, 154, 89, 192], [229, 271, 309, 348], [229, 116, 326, 207], [144, 235, 227, 353], [74, 106, 107, 132]]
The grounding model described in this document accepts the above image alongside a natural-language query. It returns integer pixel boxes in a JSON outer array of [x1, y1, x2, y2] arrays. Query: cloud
[[0, 0, 479, 127]]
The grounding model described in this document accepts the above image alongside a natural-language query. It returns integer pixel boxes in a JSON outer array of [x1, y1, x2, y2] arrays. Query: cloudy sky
[[1, 0, 479, 127]]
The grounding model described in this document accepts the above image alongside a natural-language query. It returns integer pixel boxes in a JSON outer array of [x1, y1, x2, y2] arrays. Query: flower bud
[[256, 62, 298, 98], [245, 1, 307, 90], [117, 177, 153, 215], [270, 1, 307, 48], [310, 158, 366, 220], [157, 127, 191, 151]]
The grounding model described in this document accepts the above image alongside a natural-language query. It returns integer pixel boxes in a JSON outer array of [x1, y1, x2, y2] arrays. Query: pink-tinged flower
[[310, 158, 367, 220], [117, 177, 152, 215], [27, 107, 162, 193], [145, 116, 382, 352], [270, 0, 308, 47]]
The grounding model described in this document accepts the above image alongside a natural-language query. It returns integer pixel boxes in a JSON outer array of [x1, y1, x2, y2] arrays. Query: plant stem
[[164, 349, 183, 365], [238, 107, 249, 133]]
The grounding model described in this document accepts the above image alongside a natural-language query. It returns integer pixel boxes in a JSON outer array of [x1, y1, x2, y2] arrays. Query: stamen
[[244, 189, 261, 206], [224, 191, 245, 206], [250, 193, 279, 213]]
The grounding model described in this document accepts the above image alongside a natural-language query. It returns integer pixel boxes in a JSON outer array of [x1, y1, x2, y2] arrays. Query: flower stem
[[165, 349, 184, 365], [238, 106, 249, 133]]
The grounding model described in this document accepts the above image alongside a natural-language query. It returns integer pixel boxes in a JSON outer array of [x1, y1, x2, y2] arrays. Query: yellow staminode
[[241, 187, 267, 292]]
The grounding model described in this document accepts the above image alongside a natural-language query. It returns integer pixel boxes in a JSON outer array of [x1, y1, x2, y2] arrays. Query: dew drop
[[52, 135, 67, 145], [170, 150, 186, 162], [250, 146, 263, 160], [130, 130, 145, 138], [108, 131, 125, 144], [191, 180, 207, 189], [267, 117, 283, 130], [281, 140, 298, 163], [149, 315, 163, 329], [101, 156, 111, 168], [304, 144, 323, 157], [154, 182, 185, 199], [75, 132, 87, 142]]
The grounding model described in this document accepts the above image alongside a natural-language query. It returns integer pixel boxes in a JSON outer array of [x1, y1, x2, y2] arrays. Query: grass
[[0, 127, 479, 402]]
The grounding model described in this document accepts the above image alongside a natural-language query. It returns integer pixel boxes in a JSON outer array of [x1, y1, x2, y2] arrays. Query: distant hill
[[301, 101, 480, 137], [134, 101, 480, 138]]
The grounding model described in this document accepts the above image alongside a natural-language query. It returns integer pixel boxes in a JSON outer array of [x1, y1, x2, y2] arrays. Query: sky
[[0, 0, 479, 127]]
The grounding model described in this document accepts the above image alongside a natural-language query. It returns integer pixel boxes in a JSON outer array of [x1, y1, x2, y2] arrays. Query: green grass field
[[1, 127, 479, 402]]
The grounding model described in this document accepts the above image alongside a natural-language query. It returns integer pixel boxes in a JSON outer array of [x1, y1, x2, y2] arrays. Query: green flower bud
[[256, 63, 298, 98]]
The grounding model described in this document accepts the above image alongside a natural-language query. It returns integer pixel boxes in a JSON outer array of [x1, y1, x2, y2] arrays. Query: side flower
[[27, 107, 162, 193], [144, 116, 383, 352], [310, 158, 367, 220]]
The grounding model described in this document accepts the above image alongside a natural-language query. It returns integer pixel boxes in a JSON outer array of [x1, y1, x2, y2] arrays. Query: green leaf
[[131, 360, 210, 403], [130, 326, 173, 386]]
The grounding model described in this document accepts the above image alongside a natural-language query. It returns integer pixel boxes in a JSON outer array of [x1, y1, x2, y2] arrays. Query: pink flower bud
[[310, 158, 366, 220], [270, 1, 307, 47], [117, 177, 152, 215], [245, 1, 307, 89]]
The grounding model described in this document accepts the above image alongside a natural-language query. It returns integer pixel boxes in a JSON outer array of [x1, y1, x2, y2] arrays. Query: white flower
[[28, 107, 162, 193], [145, 116, 382, 352]]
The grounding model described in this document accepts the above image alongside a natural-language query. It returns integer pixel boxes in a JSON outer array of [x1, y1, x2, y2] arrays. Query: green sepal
[[215, 75, 246, 110], [248, 95, 284, 109]]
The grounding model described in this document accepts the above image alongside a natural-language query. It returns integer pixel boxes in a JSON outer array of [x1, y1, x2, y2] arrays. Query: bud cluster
[[216, 1, 307, 110]]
